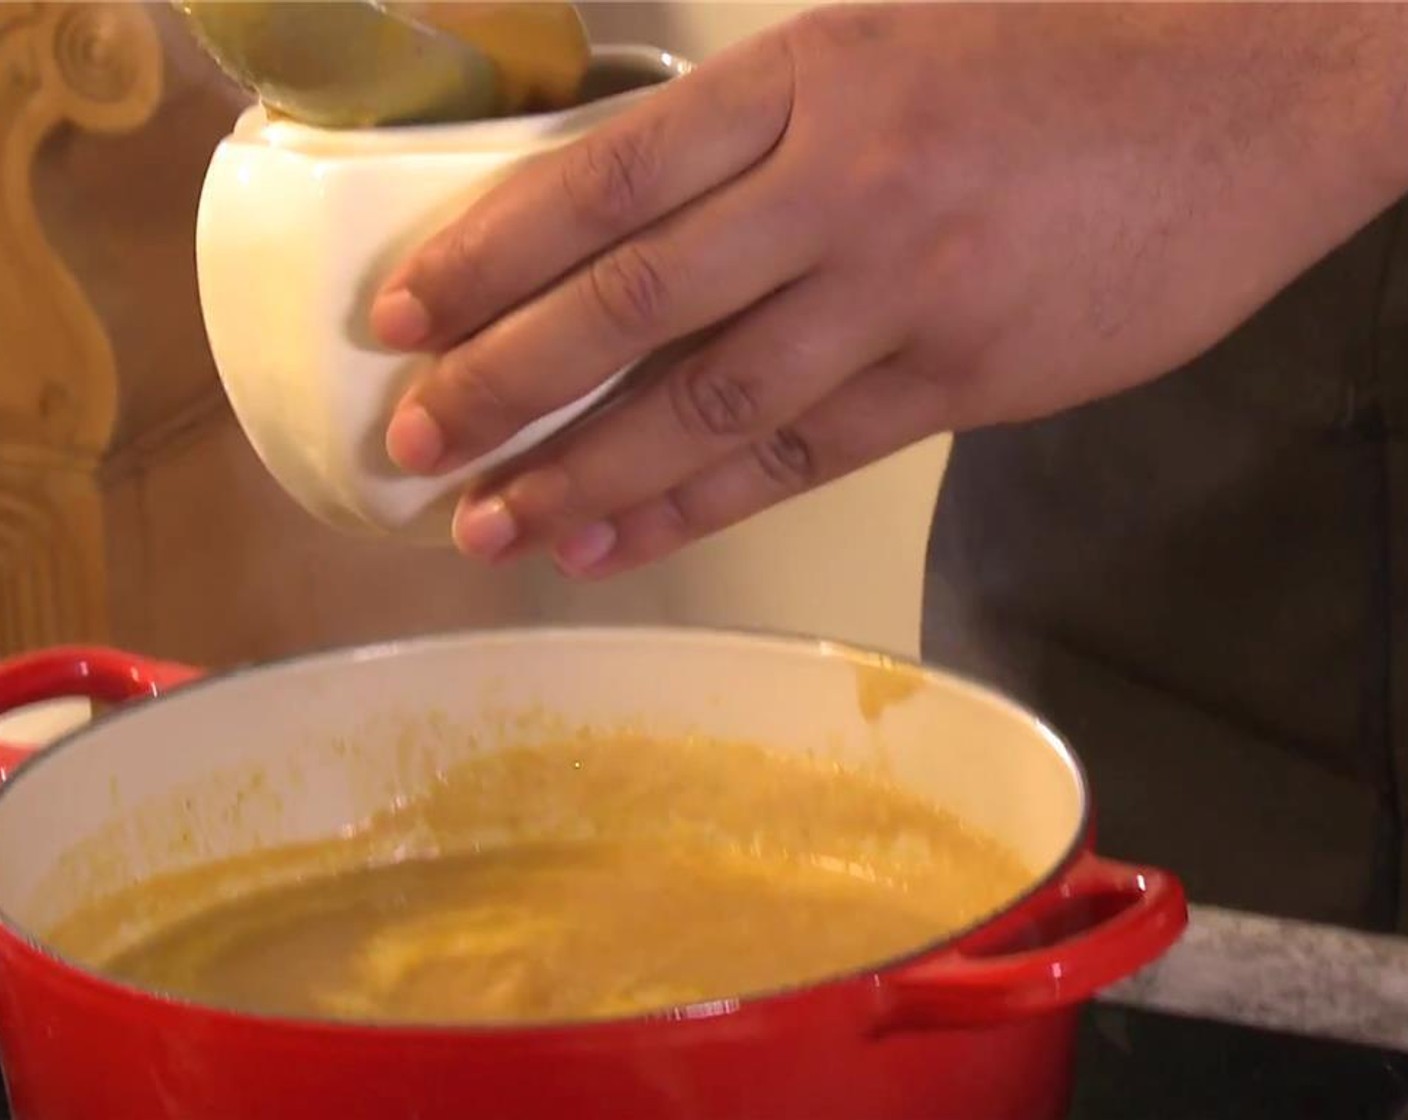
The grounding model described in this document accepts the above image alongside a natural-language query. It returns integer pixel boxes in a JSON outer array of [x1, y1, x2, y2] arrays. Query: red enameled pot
[[0, 629, 1186, 1120]]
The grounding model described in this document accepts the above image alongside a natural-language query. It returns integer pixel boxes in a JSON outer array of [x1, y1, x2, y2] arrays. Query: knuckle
[[416, 216, 490, 313], [434, 353, 530, 440], [560, 125, 661, 230], [709, 24, 797, 147], [657, 487, 692, 536], [622, 489, 694, 564], [786, 5, 853, 52], [751, 426, 816, 490], [586, 241, 674, 338], [505, 462, 587, 535], [851, 148, 931, 224], [668, 360, 761, 440], [443, 214, 488, 282]]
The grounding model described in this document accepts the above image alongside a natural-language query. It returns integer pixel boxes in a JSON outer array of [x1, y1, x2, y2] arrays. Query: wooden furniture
[[0, 1, 160, 656], [6, 1, 527, 667]]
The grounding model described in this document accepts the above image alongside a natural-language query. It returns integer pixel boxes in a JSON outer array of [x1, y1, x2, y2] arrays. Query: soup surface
[[47, 735, 1032, 1024]]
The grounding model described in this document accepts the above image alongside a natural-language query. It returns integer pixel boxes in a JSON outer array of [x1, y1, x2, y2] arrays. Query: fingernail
[[552, 521, 618, 577], [452, 496, 518, 560], [386, 404, 445, 473], [370, 288, 430, 349]]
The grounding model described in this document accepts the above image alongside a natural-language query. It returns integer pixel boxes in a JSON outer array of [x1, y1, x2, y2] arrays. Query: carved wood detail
[[0, 1, 161, 655]]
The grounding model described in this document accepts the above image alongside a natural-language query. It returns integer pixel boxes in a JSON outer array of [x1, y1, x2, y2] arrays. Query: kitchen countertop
[[1072, 904, 1408, 1119], [1104, 904, 1408, 1053]]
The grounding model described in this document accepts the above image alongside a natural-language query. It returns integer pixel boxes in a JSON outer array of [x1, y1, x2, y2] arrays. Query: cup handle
[[0, 646, 200, 780], [870, 851, 1188, 1033]]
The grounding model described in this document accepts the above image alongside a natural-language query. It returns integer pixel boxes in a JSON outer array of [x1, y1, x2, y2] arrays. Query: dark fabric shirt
[[925, 197, 1408, 933]]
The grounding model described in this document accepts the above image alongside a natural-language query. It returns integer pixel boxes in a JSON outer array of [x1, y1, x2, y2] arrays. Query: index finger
[[369, 29, 798, 352]]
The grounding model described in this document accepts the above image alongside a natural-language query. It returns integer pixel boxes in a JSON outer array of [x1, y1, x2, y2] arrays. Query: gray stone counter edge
[[1100, 904, 1408, 1053]]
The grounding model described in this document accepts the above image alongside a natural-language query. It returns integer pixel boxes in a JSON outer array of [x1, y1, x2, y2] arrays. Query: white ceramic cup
[[195, 45, 691, 543]]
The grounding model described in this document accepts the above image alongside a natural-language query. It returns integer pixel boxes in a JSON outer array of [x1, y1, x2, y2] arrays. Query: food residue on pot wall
[[851, 655, 926, 723]]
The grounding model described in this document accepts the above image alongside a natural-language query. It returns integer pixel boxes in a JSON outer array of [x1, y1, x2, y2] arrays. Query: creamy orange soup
[[47, 735, 1031, 1024]]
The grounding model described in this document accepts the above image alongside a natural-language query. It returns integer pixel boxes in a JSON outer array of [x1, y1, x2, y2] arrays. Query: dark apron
[[925, 198, 1408, 934]]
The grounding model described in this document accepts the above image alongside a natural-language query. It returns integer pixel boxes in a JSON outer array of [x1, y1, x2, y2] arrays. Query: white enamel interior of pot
[[0, 630, 1086, 947], [194, 46, 687, 542]]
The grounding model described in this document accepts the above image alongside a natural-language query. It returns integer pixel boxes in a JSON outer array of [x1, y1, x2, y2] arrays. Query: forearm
[[1071, 2, 1408, 394], [1257, 2, 1408, 200], [1178, 3, 1408, 211]]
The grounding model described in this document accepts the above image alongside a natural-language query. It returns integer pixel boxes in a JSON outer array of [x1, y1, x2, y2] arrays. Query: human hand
[[371, 2, 1408, 577]]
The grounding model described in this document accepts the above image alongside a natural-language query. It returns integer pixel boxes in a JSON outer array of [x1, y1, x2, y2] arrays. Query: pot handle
[[0, 646, 200, 780], [871, 851, 1187, 1033]]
